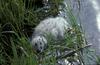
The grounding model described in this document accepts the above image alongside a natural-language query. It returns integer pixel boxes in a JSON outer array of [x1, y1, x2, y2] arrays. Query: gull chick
[[31, 17, 70, 53]]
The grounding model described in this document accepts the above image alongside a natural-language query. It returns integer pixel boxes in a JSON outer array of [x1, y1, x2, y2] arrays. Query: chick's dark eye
[[40, 46, 42, 49], [35, 43, 37, 46], [40, 42, 42, 45]]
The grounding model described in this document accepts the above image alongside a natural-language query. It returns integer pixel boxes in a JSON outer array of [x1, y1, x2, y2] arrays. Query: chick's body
[[33, 17, 70, 39]]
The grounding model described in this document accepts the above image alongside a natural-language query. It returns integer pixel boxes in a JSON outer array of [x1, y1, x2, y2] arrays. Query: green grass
[[0, 0, 99, 65]]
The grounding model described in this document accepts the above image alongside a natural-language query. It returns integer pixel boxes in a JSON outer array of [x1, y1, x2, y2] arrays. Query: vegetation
[[0, 0, 99, 65]]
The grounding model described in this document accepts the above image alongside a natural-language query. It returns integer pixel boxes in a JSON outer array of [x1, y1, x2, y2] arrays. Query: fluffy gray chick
[[31, 17, 70, 53]]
